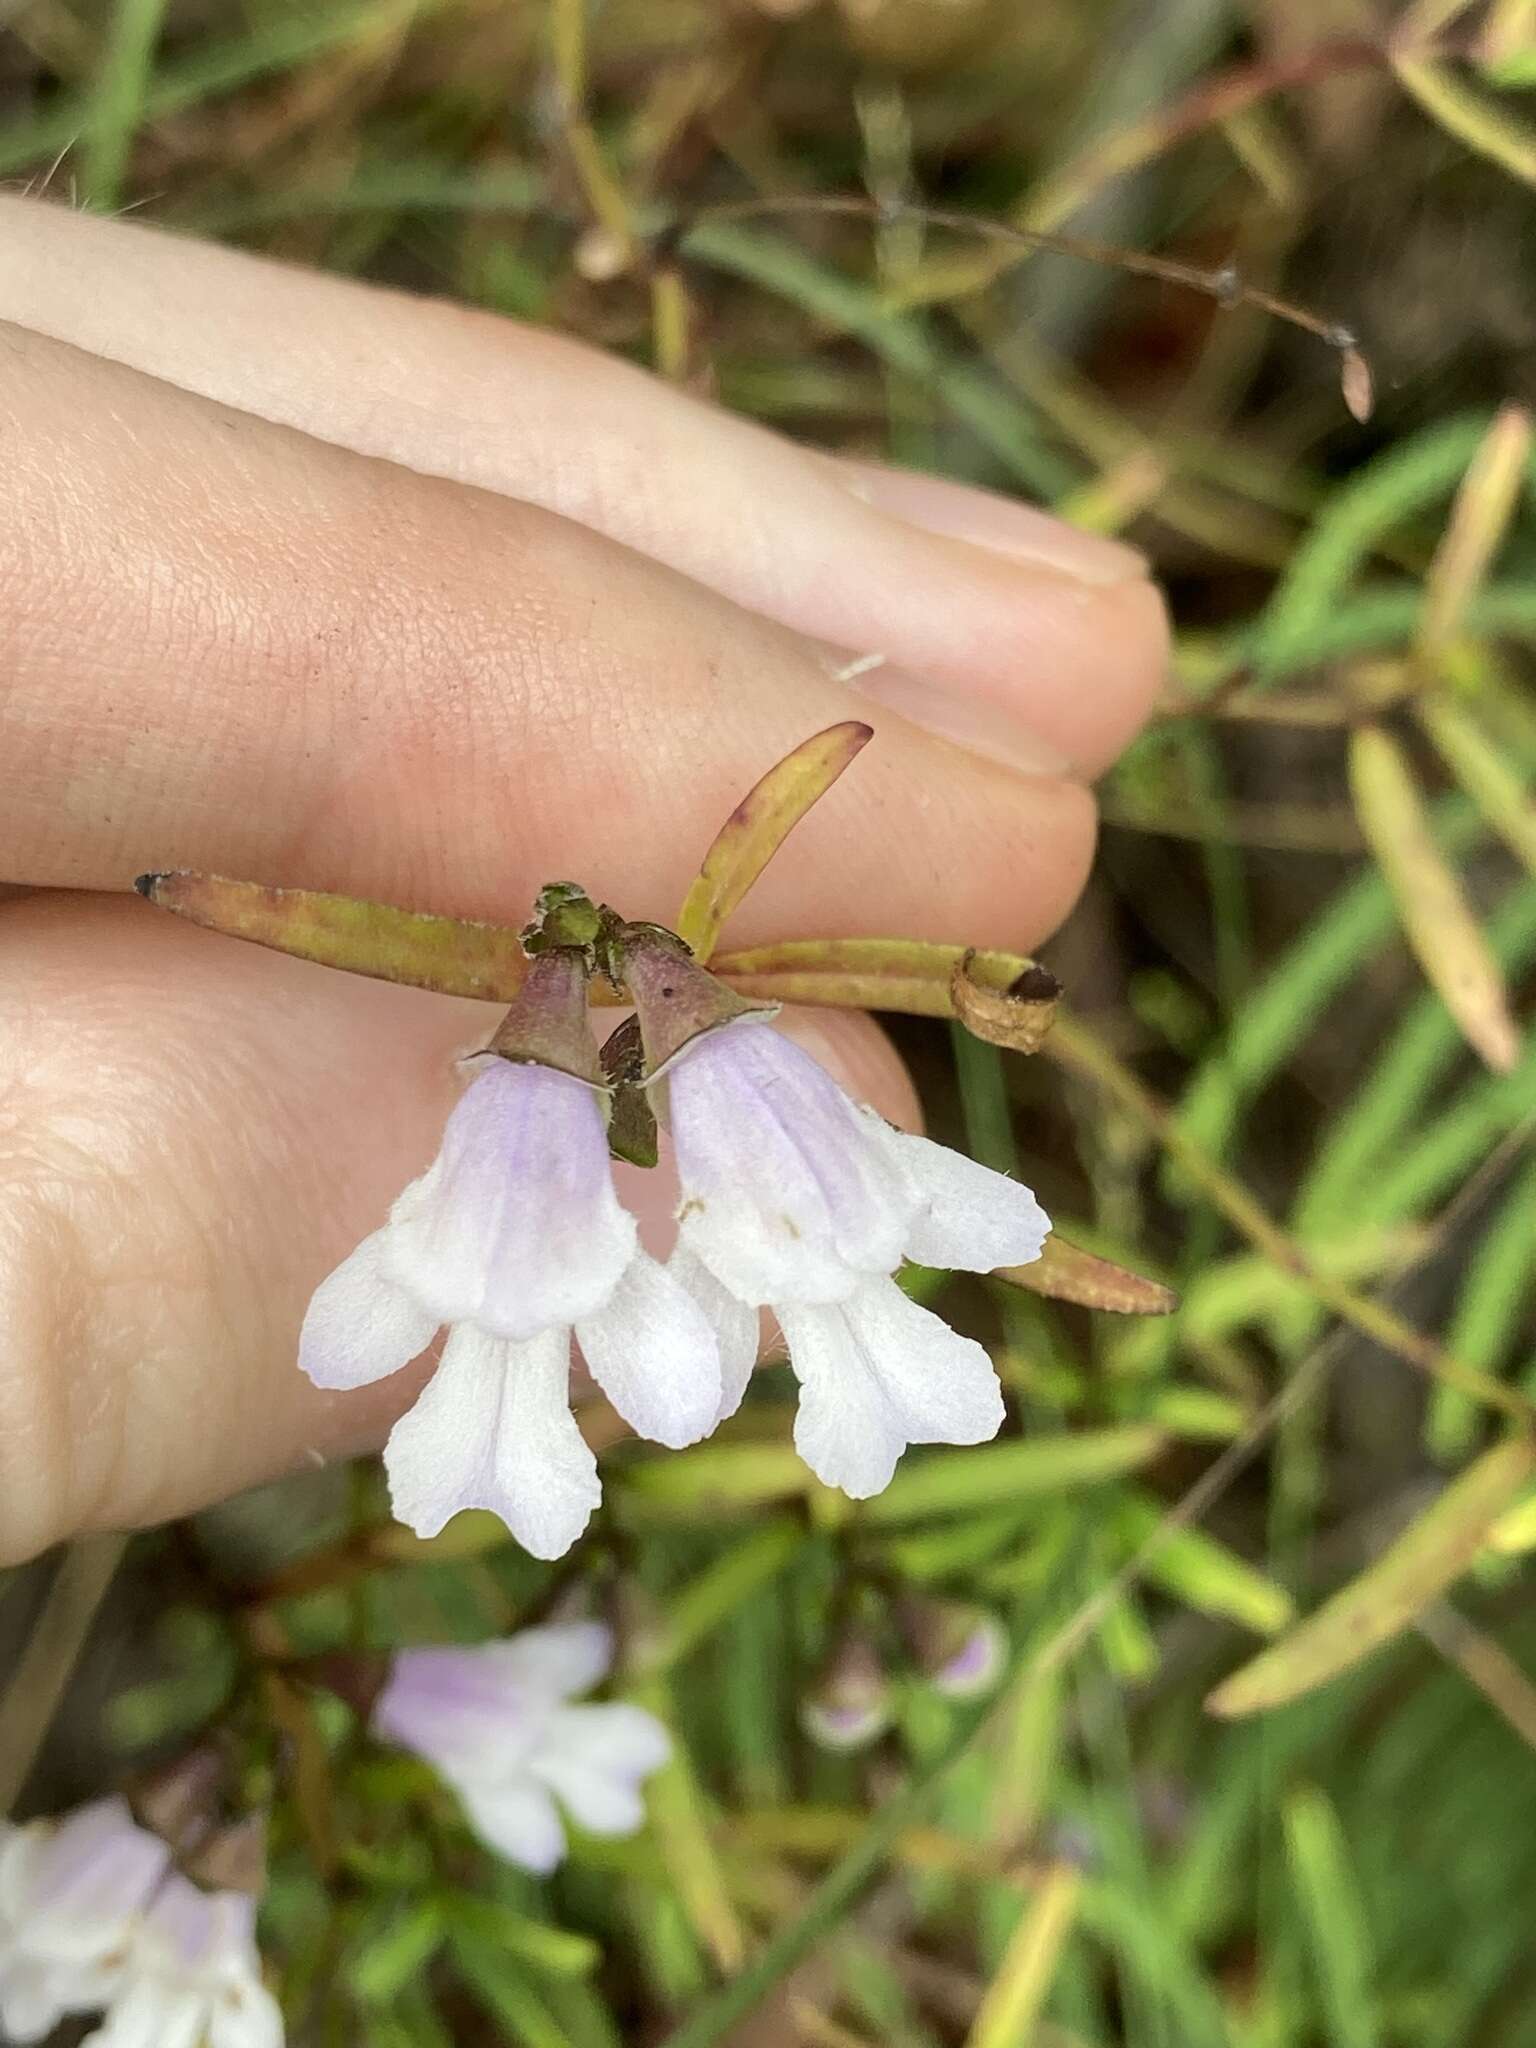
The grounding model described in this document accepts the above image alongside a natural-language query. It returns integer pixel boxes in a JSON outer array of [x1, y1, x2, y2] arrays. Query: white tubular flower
[[299, 950, 723, 1559], [90, 1878, 281, 2048], [625, 941, 1049, 1499], [0, 1800, 280, 2048], [373, 1623, 671, 1876], [0, 1800, 165, 2041]]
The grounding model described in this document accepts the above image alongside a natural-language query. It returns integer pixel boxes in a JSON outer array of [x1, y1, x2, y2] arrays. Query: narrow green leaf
[[0, 0, 433, 180], [1117, 1495, 1294, 1635], [1282, 1785, 1379, 2048], [80, 0, 170, 210], [675, 722, 872, 962], [350, 1901, 445, 2004], [138, 871, 531, 1001], [446, 1895, 600, 1978], [861, 1428, 1166, 1525], [684, 224, 1074, 499], [618, 1442, 808, 1518], [1427, 1152, 1536, 1460], [450, 1929, 576, 2047], [643, 1522, 803, 1675], [1208, 1433, 1536, 1716], [1255, 414, 1495, 682]]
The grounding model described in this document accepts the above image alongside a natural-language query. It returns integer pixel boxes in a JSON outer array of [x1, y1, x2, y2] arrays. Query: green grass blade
[[1427, 1150, 1536, 1460], [79, 0, 170, 211], [1282, 1785, 1379, 2048]]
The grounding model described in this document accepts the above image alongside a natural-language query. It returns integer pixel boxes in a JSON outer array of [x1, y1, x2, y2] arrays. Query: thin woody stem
[[679, 191, 1372, 413]]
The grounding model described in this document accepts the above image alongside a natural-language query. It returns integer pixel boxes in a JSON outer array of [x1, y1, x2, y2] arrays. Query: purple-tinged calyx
[[486, 944, 607, 1094], [900, 1596, 1007, 1702], [620, 926, 777, 1080], [800, 1632, 892, 1754]]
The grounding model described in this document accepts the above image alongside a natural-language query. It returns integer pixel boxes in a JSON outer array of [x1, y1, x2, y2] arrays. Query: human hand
[[0, 195, 1166, 1563]]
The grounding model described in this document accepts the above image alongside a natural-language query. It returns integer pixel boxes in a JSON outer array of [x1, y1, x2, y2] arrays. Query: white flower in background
[[0, 1799, 162, 2039], [0, 1798, 280, 2048], [374, 1623, 670, 1874], [625, 947, 1049, 1499], [90, 1876, 281, 2048], [299, 952, 723, 1560]]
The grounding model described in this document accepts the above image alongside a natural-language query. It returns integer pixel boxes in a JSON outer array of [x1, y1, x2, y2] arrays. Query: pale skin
[[0, 195, 1169, 1565]]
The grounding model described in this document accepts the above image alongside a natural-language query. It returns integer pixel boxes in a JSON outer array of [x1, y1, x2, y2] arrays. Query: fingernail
[[837, 457, 1147, 586], [830, 654, 1073, 777]]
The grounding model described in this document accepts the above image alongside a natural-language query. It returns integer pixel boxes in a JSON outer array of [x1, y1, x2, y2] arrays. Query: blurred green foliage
[[3, 0, 1536, 2042]]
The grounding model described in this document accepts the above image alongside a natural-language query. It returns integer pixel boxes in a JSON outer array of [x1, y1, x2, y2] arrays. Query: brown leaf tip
[[1340, 347, 1374, 424], [1008, 964, 1063, 1004]]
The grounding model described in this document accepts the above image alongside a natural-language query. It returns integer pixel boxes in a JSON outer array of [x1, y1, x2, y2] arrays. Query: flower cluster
[[302, 923, 1048, 1557], [372, 1622, 670, 1873], [0, 1799, 281, 2048]]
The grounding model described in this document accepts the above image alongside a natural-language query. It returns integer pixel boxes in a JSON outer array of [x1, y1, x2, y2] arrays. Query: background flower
[[374, 1624, 671, 1874]]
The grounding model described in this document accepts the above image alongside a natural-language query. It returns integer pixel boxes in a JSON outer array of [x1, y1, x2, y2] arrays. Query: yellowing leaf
[[1391, 56, 1536, 190], [1000, 1232, 1177, 1315], [1348, 724, 1521, 1074], [965, 1862, 1082, 2048], [137, 871, 531, 1002], [1207, 1432, 1536, 1718], [714, 936, 1037, 1017], [1417, 695, 1536, 881], [675, 721, 872, 962], [1418, 402, 1532, 660]]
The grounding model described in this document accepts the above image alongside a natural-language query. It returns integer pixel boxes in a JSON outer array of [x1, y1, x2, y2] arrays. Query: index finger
[[0, 321, 1095, 956]]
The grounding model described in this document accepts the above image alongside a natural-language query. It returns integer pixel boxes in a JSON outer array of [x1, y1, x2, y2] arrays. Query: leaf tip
[[1340, 345, 1374, 424]]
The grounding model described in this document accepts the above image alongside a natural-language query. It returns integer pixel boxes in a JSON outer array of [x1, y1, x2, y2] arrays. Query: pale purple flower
[[301, 1059, 723, 1558], [799, 1633, 892, 1754], [929, 1611, 1008, 1701], [374, 1622, 670, 1875], [0, 1799, 280, 2048], [657, 1016, 1049, 1497]]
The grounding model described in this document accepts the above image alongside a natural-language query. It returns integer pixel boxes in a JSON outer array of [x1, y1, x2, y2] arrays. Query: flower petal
[[666, 1020, 916, 1308], [528, 1704, 671, 1837], [873, 1122, 1050, 1273], [373, 1646, 551, 1771], [667, 1245, 759, 1423], [208, 1979, 285, 2048], [0, 1959, 79, 2044], [299, 1230, 439, 1391], [384, 1062, 636, 1341], [776, 1300, 907, 1499], [384, 1324, 600, 1559], [374, 1625, 614, 1794], [843, 1279, 1005, 1448], [20, 1800, 168, 1957], [778, 1281, 1005, 1498], [87, 1980, 207, 2048], [575, 1253, 721, 1449], [455, 1778, 567, 1875], [476, 1621, 614, 1702]]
